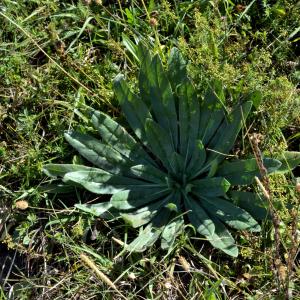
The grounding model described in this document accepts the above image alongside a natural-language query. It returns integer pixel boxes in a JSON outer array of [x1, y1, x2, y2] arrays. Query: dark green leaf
[[144, 118, 175, 170], [198, 88, 225, 145], [201, 197, 261, 232], [126, 208, 173, 252], [65, 131, 129, 174], [43, 163, 98, 178], [217, 158, 282, 185], [90, 110, 156, 166], [191, 177, 230, 197], [63, 170, 163, 195], [114, 74, 152, 141], [207, 215, 238, 257], [110, 188, 170, 210], [178, 79, 201, 166], [274, 151, 300, 174], [207, 101, 252, 162], [161, 216, 184, 250], [186, 140, 206, 177], [229, 191, 269, 221], [139, 54, 178, 148], [129, 164, 167, 184], [167, 47, 188, 91], [184, 194, 215, 237]]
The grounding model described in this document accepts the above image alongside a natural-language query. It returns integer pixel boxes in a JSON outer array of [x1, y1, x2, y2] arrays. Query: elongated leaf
[[217, 158, 282, 185], [139, 54, 178, 148], [186, 139, 206, 177], [90, 110, 156, 166], [198, 88, 225, 145], [178, 79, 201, 167], [129, 164, 167, 184], [63, 170, 162, 195], [207, 101, 252, 162], [167, 47, 188, 91], [161, 216, 184, 250], [201, 197, 261, 232], [38, 183, 75, 194], [75, 202, 112, 217], [111, 188, 170, 210], [114, 74, 152, 141], [144, 118, 175, 170], [121, 193, 176, 228], [169, 152, 185, 176], [229, 191, 269, 221], [122, 33, 139, 63], [274, 151, 300, 174], [65, 131, 129, 174], [207, 215, 238, 257], [184, 194, 215, 237], [121, 201, 163, 228], [43, 164, 98, 178], [126, 208, 172, 252], [191, 177, 230, 198]]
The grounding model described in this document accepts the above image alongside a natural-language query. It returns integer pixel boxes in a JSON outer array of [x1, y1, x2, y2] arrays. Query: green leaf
[[63, 170, 162, 195], [114, 74, 151, 141], [121, 193, 176, 228], [201, 197, 261, 232], [126, 208, 172, 252], [129, 164, 167, 184], [43, 163, 98, 178], [207, 101, 252, 162], [178, 79, 201, 167], [169, 152, 185, 176], [64, 131, 130, 174], [167, 47, 188, 91], [245, 90, 262, 109], [75, 202, 112, 217], [207, 215, 238, 257], [161, 216, 184, 250], [122, 33, 139, 62], [38, 183, 75, 194], [121, 200, 164, 228], [274, 151, 300, 174], [90, 110, 156, 167], [144, 118, 175, 170], [198, 88, 225, 145], [110, 188, 170, 210], [191, 177, 230, 197], [217, 158, 282, 185], [186, 140, 206, 177], [139, 54, 178, 149], [229, 191, 269, 221], [184, 194, 215, 237]]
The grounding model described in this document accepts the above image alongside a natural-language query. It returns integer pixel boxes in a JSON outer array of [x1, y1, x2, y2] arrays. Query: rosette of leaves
[[43, 46, 299, 257]]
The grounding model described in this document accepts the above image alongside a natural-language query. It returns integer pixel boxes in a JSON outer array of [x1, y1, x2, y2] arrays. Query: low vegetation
[[0, 1, 299, 299]]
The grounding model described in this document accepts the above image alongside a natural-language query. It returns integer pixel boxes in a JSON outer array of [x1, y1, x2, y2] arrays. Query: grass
[[0, 0, 299, 299]]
